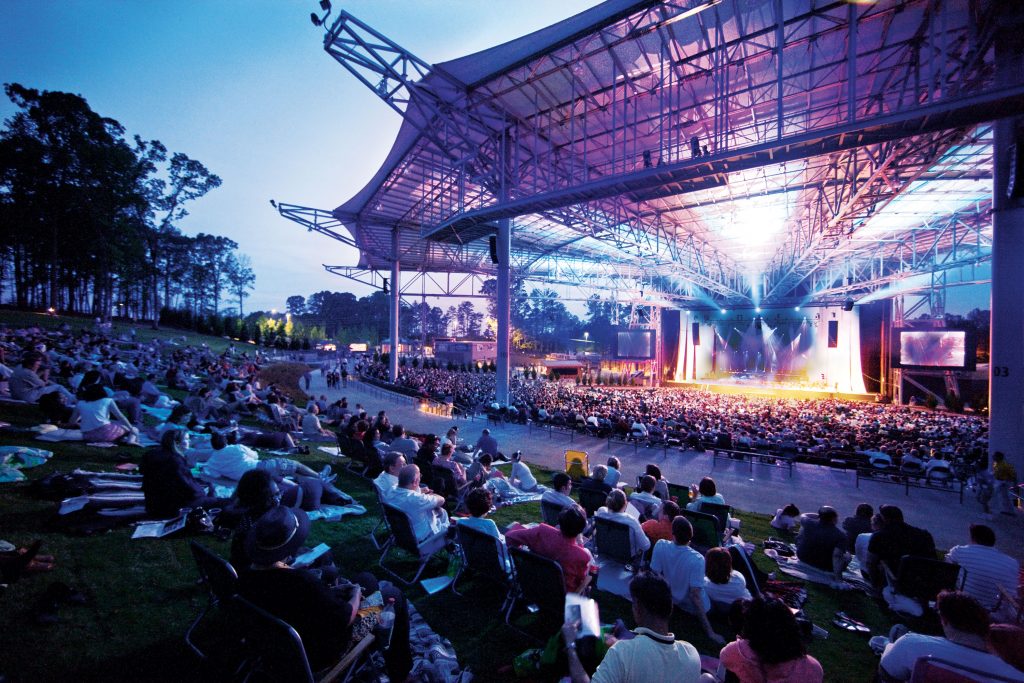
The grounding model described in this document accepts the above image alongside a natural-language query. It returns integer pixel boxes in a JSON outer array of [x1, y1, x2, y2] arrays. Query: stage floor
[[664, 378, 879, 402]]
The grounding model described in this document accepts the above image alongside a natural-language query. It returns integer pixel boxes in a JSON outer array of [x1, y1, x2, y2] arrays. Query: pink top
[[719, 639, 823, 683]]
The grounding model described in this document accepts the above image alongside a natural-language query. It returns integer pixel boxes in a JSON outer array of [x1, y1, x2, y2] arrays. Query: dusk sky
[[1, 1, 988, 316], [1, 0, 600, 313]]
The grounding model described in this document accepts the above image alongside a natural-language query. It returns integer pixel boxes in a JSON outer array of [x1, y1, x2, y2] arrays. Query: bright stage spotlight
[[720, 308, 727, 314], [755, 307, 761, 313], [793, 306, 800, 312]]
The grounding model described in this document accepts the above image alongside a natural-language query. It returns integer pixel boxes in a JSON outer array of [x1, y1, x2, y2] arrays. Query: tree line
[[0, 84, 255, 321], [282, 279, 631, 354]]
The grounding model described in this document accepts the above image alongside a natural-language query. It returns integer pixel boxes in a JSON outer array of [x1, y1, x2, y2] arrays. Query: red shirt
[[506, 523, 594, 593]]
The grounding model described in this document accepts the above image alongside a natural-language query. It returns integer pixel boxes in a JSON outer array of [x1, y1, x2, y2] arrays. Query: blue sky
[[1, 1, 988, 316], [1, 0, 600, 313]]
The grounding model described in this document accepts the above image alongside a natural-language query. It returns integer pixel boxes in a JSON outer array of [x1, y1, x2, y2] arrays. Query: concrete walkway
[[310, 374, 1024, 559]]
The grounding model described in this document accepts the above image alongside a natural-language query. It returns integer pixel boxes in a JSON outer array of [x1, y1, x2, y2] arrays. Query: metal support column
[[990, 7, 1024, 477], [389, 227, 400, 383], [495, 218, 511, 406]]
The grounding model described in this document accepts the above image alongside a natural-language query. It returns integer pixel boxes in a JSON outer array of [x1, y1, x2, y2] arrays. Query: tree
[[224, 253, 255, 317], [0, 83, 245, 325], [285, 295, 306, 317]]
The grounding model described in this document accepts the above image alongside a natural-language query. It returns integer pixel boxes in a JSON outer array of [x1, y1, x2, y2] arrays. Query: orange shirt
[[641, 517, 674, 544]]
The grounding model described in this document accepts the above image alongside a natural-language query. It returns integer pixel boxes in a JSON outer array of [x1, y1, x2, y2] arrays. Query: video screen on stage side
[[615, 330, 654, 359], [896, 330, 974, 370]]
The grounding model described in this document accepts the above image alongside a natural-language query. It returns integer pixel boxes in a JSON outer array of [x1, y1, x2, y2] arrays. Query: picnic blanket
[[486, 479, 544, 507], [34, 424, 84, 442], [139, 405, 172, 422], [767, 547, 872, 592], [306, 503, 367, 521], [0, 446, 53, 482], [354, 601, 471, 683]]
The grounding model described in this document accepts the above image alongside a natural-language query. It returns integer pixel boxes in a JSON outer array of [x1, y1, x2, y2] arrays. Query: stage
[[664, 377, 879, 403]]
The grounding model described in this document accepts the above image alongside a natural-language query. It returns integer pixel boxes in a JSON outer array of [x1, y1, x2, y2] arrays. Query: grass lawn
[[0, 310, 909, 681], [0, 406, 900, 682], [0, 309, 237, 354]]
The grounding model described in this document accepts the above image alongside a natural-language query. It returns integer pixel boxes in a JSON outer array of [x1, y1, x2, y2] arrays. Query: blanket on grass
[[767, 547, 872, 592], [0, 446, 53, 482], [355, 601, 471, 683]]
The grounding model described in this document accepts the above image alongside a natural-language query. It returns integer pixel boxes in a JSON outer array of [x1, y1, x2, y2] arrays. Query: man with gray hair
[[578, 464, 612, 496], [387, 464, 450, 541]]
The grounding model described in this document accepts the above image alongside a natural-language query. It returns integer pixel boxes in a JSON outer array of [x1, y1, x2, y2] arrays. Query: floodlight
[[319, 0, 331, 10], [794, 306, 800, 312], [720, 308, 727, 314], [310, 12, 321, 26], [755, 307, 761, 313], [269, 199, 277, 208]]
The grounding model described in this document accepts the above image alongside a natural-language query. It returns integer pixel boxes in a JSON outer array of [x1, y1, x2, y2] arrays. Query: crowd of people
[[363, 362, 990, 480], [2, 328, 1022, 682]]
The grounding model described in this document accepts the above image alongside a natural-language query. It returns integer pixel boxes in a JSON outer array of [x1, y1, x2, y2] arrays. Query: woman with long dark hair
[[717, 596, 823, 682]]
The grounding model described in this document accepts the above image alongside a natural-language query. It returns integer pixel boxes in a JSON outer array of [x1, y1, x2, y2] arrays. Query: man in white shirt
[[373, 452, 406, 496], [880, 591, 1024, 682], [946, 524, 1020, 612], [650, 517, 724, 645], [561, 573, 701, 683], [201, 433, 260, 480], [387, 464, 450, 543]]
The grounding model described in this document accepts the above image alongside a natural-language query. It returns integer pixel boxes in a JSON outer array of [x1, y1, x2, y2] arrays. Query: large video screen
[[896, 330, 974, 370], [615, 330, 654, 359]]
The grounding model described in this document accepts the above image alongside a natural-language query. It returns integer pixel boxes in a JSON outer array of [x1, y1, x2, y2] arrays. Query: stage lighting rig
[[310, 1, 332, 27]]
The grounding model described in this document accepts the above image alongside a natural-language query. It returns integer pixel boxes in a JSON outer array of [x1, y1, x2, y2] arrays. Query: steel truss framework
[[282, 0, 1013, 311]]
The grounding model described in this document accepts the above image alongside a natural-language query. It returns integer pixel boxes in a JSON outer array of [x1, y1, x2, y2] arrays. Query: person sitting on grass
[[201, 432, 348, 506], [141, 428, 231, 518], [508, 451, 539, 492], [300, 402, 335, 442], [9, 351, 76, 404], [840, 503, 873, 553], [561, 572, 701, 683], [769, 503, 800, 534], [795, 506, 851, 589], [466, 452, 506, 484], [68, 383, 139, 444], [711, 596, 823, 683]]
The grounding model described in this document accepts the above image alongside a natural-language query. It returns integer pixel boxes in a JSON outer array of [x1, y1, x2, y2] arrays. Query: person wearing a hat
[[239, 506, 413, 681], [795, 506, 852, 589]]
